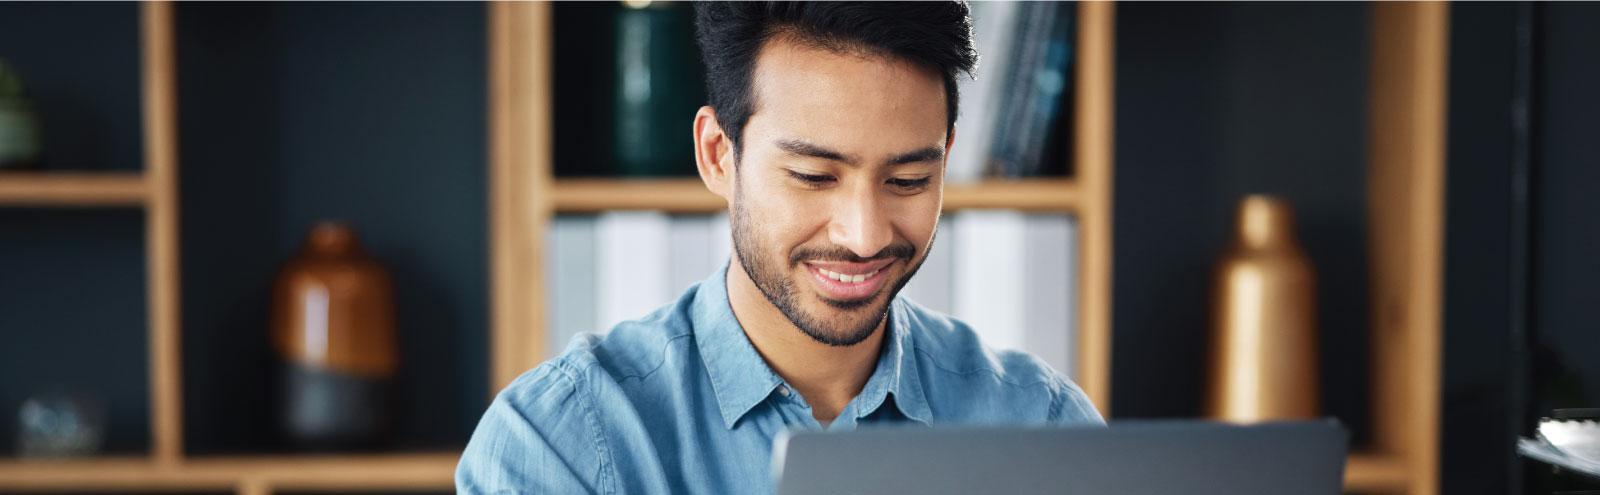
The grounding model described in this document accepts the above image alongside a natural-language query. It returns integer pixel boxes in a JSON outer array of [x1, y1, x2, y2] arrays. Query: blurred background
[[0, 1, 1596, 494]]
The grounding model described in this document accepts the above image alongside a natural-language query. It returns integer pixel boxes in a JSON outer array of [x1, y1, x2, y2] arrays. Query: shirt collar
[[692, 262, 932, 429], [847, 298, 933, 426]]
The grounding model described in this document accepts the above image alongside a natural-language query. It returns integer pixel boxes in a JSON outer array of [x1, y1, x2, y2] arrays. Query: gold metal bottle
[[1205, 195, 1319, 422]]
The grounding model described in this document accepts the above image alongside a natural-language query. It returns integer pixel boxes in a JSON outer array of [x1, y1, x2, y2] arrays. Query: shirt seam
[[551, 360, 619, 495], [912, 346, 1053, 389], [607, 332, 695, 382]]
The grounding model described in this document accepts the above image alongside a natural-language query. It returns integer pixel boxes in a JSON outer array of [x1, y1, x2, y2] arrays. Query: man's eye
[[887, 177, 932, 191], [787, 170, 836, 186]]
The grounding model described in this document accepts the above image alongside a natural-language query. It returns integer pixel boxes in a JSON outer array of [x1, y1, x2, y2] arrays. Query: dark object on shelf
[[15, 391, 104, 457], [612, 1, 701, 176], [0, 59, 42, 170], [1205, 195, 1320, 422], [271, 222, 399, 451]]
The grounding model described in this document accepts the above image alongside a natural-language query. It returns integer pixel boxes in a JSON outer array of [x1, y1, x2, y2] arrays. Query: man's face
[[729, 39, 949, 347]]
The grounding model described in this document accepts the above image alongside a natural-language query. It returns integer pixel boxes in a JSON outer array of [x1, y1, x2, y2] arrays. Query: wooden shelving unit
[[1346, 452, 1413, 493], [550, 177, 1083, 213], [0, 172, 149, 207], [0, 452, 457, 494], [0, 2, 1443, 494], [0, 4, 462, 494]]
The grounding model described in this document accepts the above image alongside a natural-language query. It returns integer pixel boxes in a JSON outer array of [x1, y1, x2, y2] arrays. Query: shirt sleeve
[[1047, 375, 1107, 426], [456, 363, 613, 495]]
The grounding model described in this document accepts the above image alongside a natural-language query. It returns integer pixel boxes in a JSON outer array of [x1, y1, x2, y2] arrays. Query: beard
[[730, 187, 930, 347]]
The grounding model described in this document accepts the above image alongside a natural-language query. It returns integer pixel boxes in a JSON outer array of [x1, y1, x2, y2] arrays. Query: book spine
[[952, 210, 1028, 351], [1018, 4, 1075, 176], [547, 215, 597, 354], [897, 217, 956, 312], [710, 210, 733, 272], [668, 214, 713, 297], [1022, 213, 1079, 378], [948, 1, 1021, 183], [595, 211, 673, 333]]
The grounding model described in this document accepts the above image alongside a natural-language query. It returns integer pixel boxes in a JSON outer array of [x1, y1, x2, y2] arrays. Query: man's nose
[[828, 184, 894, 259]]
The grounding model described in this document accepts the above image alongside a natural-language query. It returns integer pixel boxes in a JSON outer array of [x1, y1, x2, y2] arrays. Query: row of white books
[[544, 211, 1080, 378]]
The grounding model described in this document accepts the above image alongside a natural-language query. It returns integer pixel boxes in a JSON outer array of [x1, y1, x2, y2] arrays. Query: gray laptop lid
[[773, 420, 1348, 495]]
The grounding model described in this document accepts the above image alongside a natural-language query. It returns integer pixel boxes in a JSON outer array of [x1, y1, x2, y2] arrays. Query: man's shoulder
[[506, 287, 702, 403], [895, 298, 1060, 387], [895, 298, 1102, 424]]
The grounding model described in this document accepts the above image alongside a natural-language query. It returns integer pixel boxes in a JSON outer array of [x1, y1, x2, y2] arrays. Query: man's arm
[[1047, 376, 1107, 426], [456, 364, 612, 495]]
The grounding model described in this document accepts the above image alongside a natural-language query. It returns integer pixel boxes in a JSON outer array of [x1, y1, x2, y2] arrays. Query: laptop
[[772, 419, 1348, 495]]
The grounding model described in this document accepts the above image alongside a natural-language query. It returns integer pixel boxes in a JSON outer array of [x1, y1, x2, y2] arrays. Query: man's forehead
[[750, 38, 941, 105], [745, 38, 950, 158]]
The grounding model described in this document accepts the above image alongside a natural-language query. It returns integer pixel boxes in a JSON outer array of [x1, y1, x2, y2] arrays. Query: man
[[457, 2, 1103, 493]]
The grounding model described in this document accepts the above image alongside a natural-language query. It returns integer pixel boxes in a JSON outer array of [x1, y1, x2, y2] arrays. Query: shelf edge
[[0, 172, 149, 207]]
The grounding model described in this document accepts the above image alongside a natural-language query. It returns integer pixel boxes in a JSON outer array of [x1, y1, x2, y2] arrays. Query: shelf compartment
[[552, 178, 1081, 213], [0, 451, 459, 492], [0, 172, 148, 207]]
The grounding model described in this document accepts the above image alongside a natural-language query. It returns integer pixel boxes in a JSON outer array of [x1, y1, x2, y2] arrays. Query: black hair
[[693, 1, 977, 157]]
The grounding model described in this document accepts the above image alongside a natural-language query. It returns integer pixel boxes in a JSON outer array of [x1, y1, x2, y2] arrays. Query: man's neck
[[725, 255, 885, 425]]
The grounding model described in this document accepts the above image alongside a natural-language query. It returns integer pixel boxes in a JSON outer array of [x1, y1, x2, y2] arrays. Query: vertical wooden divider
[[141, 0, 184, 464], [1074, 1, 1116, 417], [490, 1, 554, 395], [1368, 3, 1447, 495]]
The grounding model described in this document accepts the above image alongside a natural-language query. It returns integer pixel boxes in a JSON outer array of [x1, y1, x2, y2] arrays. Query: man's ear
[[693, 106, 734, 202]]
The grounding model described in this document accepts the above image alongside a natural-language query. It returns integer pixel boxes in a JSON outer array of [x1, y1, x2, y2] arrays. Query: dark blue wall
[[1112, 2, 1372, 445], [1, 2, 488, 456], [0, 2, 141, 172], [0, 3, 148, 453], [1441, 3, 1519, 493], [177, 2, 488, 453]]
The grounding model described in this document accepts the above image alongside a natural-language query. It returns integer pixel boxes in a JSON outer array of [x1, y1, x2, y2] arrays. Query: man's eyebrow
[[774, 138, 944, 167], [888, 146, 945, 166], [774, 138, 856, 165]]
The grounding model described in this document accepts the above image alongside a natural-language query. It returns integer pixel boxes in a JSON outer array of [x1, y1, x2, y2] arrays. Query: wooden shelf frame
[[1366, 3, 1448, 495], [0, 452, 458, 493], [0, 172, 150, 207], [550, 177, 1083, 213], [0, 2, 1443, 495], [0, 449, 1403, 494], [141, 0, 184, 465], [0, 449, 1404, 494], [1346, 451, 1413, 493]]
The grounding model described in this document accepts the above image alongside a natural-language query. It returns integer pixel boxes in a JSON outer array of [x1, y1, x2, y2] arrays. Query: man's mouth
[[803, 259, 896, 301], [815, 266, 880, 283]]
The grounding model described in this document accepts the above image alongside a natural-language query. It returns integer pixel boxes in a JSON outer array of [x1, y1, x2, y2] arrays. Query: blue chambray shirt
[[456, 263, 1104, 494]]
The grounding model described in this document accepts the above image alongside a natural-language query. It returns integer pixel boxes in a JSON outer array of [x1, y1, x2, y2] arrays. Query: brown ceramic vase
[[270, 222, 398, 450]]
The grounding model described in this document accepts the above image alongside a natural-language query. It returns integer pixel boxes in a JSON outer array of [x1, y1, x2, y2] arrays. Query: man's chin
[[818, 293, 879, 310]]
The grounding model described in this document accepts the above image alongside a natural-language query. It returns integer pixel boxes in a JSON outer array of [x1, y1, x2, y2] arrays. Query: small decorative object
[[271, 222, 399, 450], [1541, 409, 1600, 465], [1205, 195, 1319, 422], [1519, 409, 1600, 479], [16, 391, 104, 457], [613, 0, 702, 176], [0, 60, 43, 170]]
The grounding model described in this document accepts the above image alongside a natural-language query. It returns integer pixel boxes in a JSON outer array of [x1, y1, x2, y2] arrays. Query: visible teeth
[[818, 267, 878, 283]]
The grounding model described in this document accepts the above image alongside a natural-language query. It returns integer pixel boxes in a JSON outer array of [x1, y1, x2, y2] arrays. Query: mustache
[[789, 242, 916, 265]]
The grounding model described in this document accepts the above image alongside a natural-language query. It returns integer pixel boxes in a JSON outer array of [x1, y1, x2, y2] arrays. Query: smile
[[816, 267, 879, 283], [804, 259, 896, 301]]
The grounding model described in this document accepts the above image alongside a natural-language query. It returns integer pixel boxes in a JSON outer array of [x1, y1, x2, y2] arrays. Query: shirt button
[[776, 385, 792, 397]]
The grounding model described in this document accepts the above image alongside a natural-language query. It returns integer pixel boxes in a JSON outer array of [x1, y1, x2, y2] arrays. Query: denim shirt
[[456, 264, 1104, 494]]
